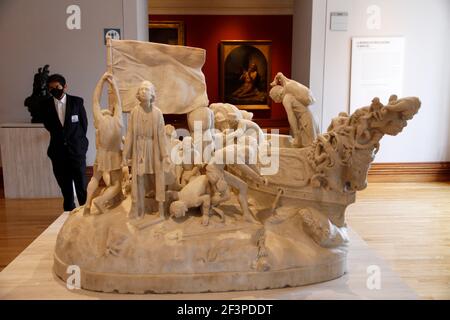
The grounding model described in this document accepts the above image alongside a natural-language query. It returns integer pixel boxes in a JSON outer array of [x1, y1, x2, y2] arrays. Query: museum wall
[[291, 0, 319, 129], [149, 14, 293, 124], [309, 0, 450, 162], [0, 0, 148, 166]]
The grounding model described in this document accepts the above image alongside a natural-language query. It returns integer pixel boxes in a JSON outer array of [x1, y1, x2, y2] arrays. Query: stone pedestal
[[0, 123, 61, 198]]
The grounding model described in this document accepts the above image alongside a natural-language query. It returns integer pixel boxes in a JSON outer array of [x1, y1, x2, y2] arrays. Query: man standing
[[123, 80, 169, 220], [42, 74, 88, 211]]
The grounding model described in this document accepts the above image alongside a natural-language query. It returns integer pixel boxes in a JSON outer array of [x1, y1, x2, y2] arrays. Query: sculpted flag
[[109, 39, 209, 113]]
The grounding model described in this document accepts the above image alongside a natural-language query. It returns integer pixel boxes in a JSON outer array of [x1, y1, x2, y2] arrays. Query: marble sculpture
[[84, 73, 124, 216], [54, 44, 421, 294]]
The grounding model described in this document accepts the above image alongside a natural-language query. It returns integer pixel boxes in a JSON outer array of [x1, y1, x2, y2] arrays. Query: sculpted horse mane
[[306, 95, 421, 193]]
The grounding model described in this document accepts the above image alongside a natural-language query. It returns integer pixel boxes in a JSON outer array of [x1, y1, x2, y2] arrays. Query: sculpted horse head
[[308, 95, 421, 193]]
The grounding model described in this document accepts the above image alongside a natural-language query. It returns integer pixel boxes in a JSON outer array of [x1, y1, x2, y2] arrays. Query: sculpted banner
[[109, 39, 209, 113]]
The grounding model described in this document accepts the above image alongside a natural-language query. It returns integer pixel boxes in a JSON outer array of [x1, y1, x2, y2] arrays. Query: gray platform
[[0, 213, 418, 299]]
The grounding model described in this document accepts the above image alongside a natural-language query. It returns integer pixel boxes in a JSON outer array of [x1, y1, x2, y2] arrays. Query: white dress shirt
[[53, 94, 67, 126]]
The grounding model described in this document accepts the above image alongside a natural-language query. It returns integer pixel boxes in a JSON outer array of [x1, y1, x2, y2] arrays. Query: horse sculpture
[[243, 95, 421, 246], [307, 95, 421, 193]]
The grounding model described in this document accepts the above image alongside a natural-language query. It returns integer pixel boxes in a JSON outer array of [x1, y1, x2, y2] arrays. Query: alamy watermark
[[66, 265, 81, 290], [366, 264, 381, 290]]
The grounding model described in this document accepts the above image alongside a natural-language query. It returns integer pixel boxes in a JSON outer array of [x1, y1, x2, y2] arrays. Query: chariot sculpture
[[53, 39, 420, 294]]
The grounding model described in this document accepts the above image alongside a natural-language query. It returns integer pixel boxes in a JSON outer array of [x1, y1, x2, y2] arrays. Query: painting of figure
[[220, 41, 272, 110]]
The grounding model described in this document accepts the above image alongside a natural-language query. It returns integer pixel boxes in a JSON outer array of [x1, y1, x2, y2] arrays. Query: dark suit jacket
[[42, 94, 89, 165]]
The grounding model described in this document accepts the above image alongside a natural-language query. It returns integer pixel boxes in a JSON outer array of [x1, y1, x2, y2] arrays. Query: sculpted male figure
[[169, 175, 213, 226], [123, 81, 170, 219], [270, 72, 319, 148], [84, 73, 123, 215]]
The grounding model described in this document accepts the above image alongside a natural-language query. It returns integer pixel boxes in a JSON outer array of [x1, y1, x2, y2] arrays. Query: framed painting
[[219, 40, 272, 110], [149, 21, 185, 45]]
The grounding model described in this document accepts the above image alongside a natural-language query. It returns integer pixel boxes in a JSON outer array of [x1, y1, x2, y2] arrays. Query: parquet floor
[[346, 182, 450, 300], [0, 182, 449, 299], [0, 198, 62, 272]]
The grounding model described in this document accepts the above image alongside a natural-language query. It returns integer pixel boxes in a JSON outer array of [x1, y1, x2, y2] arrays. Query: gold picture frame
[[149, 21, 185, 46], [219, 40, 272, 110]]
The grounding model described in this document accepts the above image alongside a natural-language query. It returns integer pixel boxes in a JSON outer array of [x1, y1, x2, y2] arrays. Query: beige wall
[[292, 0, 323, 131], [292, 0, 313, 87], [308, 0, 450, 162], [0, 0, 148, 166]]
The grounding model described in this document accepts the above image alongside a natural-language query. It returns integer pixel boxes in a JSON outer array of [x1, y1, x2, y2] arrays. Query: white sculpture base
[[54, 195, 347, 294]]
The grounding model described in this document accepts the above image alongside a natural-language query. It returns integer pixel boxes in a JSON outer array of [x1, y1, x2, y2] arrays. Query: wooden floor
[[346, 182, 450, 300], [0, 198, 62, 272], [0, 182, 449, 299]]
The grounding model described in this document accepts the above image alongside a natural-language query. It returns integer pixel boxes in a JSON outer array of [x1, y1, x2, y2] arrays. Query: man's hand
[[105, 73, 115, 84], [102, 72, 114, 85]]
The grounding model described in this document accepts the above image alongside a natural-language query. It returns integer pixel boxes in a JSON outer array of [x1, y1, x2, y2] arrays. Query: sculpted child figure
[[84, 72, 123, 215], [270, 72, 319, 148], [123, 81, 170, 219]]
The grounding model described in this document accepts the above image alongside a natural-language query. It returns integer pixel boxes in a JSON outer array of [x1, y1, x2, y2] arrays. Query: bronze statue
[[24, 64, 50, 123]]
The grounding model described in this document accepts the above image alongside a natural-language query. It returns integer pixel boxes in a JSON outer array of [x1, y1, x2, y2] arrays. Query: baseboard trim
[[1, 161, 449, 198], [368, 162, 450, 182], [86, 162, 450, 183]]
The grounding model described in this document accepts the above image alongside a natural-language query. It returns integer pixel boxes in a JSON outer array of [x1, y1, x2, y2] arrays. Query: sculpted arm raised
[[106, 74, 123, 126], [92, 73, 107, 128]]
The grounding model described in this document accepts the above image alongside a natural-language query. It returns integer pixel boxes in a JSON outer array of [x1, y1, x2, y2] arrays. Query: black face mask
[[50, 88, 64, 99]]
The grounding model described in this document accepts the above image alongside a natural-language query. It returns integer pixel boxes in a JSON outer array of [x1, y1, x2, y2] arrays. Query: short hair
[[47, 74, 66, 87], [170, 200, 188, 218], [165, 124, 176, 137], [140, 80, 155, 94], [137, 80, 156, 100], [269, 85, 284, 103]]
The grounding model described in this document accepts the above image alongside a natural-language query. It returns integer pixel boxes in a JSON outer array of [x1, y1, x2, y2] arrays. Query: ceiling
[[148, 0, 294, 15]]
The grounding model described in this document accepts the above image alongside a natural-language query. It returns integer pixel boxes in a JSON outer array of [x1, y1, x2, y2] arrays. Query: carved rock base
[[54, 195, 347, 294]]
